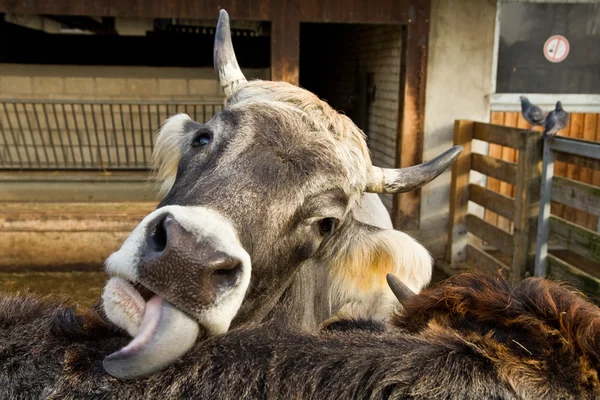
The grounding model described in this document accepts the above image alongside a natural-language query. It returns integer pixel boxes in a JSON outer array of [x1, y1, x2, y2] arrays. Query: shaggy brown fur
[[1, 274, 599, 399]]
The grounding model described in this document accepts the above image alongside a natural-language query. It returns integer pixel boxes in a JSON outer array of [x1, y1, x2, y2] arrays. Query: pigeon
[[544, 101, 569, 138], [519, 96, 546, 128]]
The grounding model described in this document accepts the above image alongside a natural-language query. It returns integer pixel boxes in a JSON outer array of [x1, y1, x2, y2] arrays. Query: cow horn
[[214, 9, 247, 97], [366, 146, 463, 193], [386, 274, 415, 307]]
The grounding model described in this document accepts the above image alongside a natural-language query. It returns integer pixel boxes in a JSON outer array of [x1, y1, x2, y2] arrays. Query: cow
[[100, 9, 462, 378], [1, 272, 599, 399]]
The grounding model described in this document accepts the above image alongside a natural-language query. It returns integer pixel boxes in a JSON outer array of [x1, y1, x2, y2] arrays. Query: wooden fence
[[534, 137, 600, 295], [444, 118, 600, 297], [490, 111, 600, 232], [445, 121, 542, 280]]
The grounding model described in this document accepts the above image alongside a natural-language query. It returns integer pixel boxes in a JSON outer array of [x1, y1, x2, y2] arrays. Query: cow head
[[101, 10, 462, 379]]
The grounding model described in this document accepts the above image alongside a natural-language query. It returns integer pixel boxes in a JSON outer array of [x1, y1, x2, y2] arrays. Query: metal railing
[[0, 100, 223, 170]]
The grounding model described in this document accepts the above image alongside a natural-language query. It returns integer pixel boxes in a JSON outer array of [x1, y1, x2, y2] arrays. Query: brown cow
[[1, 273, 599, 398]]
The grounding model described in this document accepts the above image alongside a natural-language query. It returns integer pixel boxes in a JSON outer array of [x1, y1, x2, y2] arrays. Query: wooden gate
[[445, 121, 542, 280]]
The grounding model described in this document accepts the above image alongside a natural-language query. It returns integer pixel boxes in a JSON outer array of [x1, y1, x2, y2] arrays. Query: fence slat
[[466, 244, 509, 274], [511, 130, 542, 279], [550, 216, 600, 264], [446, 120, 474, 265], [468, 184, 515, 221], [551, 176, 600, 217], [473, 122, 523, 149], [547, 254, 600, 296], [466, 214, 514, 258], [471, 153, 518, 186]]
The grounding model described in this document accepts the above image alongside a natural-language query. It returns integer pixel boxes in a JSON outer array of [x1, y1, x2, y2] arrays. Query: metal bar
[[155, 104, 161, 147], [194, 104, 197, 121], [57, 103, 75, 166], [119, 104, 130, 166], [21, 103, 42, 164], [41, 103, 59, 167], [69, 104, 85, 167], [129, 104, 138, 165], [12, 103, 32, 167], [80, 104, 95, 165], [0, 103, 17, 165], [30, 103, 50, 166], [548, 137, 600, 161], [147, 104, 154, 150], [91, 103, 105, 168], [534, 140, 555, 277], [109, 104, 121, 167], [203, 104, 206, 123], [138, 104, 146, 165], [98, 104, 111, 167]]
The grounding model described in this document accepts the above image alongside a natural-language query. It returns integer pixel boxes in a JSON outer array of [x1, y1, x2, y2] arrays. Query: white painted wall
[[417, 0, 497, 260]]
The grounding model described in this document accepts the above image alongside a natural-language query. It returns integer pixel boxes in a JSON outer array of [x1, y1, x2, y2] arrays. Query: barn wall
[[418, 0, 497, 259], [353, 25, 402, 212], [0, 64, 270, 101]]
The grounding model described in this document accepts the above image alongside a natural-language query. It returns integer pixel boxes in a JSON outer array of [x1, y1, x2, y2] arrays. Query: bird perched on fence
[[544, 101, 570, 138], [519, 96, 545, 128]]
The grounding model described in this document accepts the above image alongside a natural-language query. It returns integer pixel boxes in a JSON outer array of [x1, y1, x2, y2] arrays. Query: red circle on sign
[[544, 35, 570, 63]]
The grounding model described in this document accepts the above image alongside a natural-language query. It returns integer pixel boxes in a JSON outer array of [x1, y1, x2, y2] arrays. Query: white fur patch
[[104, 205, 251, 337], [328, 228, 432, 320], [152, 113, 193, 196]]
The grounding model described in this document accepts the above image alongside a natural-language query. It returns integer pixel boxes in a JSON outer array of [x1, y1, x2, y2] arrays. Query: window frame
[[490, 0, 600, 113]]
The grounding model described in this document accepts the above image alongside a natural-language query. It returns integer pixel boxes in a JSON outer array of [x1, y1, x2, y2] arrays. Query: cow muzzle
[[102, 206, 251, 379]]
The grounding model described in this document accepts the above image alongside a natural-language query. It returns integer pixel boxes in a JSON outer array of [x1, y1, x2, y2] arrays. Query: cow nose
[[141, 214, 243, 296]]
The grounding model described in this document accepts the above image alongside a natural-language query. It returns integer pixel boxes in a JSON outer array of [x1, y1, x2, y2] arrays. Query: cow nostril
[[209, 261, 242, 288], [148, 217, 168, 253]]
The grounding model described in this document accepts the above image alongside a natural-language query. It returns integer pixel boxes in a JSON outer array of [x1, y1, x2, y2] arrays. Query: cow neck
[[232, 264, 302, 329]]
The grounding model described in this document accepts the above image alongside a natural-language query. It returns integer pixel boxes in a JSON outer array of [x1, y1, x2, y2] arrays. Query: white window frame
[[490, 0, 600, 113]]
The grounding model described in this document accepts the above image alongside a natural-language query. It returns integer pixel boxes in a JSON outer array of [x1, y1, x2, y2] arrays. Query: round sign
[[544, 35, 570, 63]]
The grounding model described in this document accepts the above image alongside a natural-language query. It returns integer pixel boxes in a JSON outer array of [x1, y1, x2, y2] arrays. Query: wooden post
[[270, 1, 300, 85], [392, 0, 430, 230], [511, 130, 543, 280], [446, 120, 474, 267]]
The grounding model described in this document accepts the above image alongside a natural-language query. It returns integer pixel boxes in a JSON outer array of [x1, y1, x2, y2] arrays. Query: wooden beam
[[472, 122, 524, 149], [471, 153, 518, 186], [468, 184, 515, 221], [446, 120, 474, 264], [547, 254, 600, 297], [466, 214, 514, 258], [551, 176, 600, 217], [550, 216, 600, 264], [466, 244, 510, 275], [511, 130, 542, 280], [393, 0, 430, 230], [270, 0, 300, 85]]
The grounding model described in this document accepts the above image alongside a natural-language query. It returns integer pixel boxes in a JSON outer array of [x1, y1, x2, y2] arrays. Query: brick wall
[[0, 64, 269, 101]]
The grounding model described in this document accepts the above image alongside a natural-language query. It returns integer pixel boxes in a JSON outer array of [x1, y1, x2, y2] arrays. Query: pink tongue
[[103, 295, 200, 380], [115, 295, 163, 355]]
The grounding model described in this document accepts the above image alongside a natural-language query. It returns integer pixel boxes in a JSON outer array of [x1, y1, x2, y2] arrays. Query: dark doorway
[[300, 22, 404, 212]]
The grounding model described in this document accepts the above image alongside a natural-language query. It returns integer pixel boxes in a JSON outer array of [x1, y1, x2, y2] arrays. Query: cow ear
[[328, 223, 432, 310], [152, 114, 191, 197]]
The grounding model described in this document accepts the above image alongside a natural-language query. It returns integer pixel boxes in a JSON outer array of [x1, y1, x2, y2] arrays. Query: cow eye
[[192, 130, 212, 147], [318, 218, 337, 236]]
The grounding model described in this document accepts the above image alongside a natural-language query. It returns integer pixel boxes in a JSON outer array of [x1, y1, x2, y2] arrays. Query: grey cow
[[101, 10, 461, 378]]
